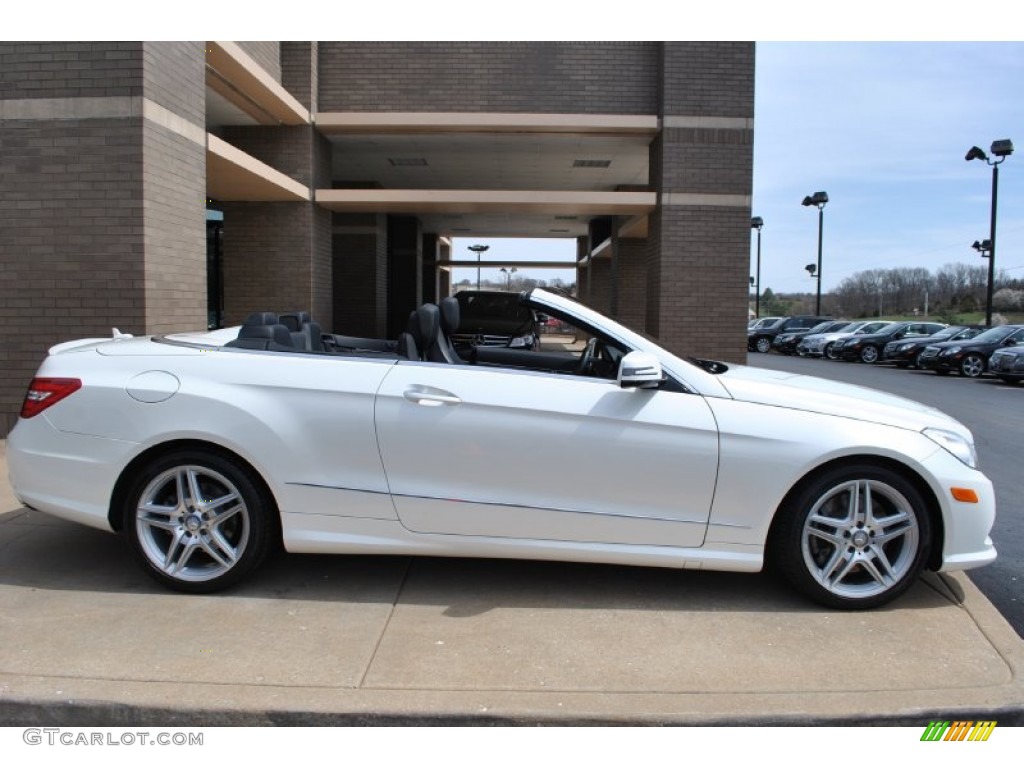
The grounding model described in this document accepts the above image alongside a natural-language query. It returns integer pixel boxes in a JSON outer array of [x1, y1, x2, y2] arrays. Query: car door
[[373, 361, 720, 548]]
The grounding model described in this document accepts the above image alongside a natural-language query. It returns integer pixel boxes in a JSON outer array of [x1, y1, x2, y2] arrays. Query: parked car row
[[750, 314, 1024, 383]]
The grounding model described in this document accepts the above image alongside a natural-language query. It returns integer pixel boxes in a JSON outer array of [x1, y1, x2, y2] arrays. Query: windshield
[[971, 326, 1016, 343], [857, 322, 892, 334]]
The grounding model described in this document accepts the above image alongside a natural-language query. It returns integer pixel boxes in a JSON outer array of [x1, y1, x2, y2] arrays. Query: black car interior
[[222, 297, 625, 380]]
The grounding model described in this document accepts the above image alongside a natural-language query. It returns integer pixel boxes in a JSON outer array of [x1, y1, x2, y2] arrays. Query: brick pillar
[[332, 214, 388, 337], [646, 42, 754, 363], [0, 42, 207, 436]]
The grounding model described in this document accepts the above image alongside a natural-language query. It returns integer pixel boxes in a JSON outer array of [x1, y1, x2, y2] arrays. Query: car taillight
[[20, 378, 82, 419]]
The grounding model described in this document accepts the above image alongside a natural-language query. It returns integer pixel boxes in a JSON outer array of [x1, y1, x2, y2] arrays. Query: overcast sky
[[452, 42, 1024, 295]]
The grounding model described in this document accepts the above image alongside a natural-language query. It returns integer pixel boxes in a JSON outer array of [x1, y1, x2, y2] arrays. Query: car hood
[[715, 364, 965, 434]]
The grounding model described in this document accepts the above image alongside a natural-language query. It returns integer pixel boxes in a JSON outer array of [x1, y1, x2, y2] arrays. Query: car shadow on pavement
[[0, 507, 961, 616]]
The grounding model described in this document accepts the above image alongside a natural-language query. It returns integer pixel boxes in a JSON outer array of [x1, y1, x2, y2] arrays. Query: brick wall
[[281, 41, 317, 112], [318, 42, 659, 114], [142, 41, 206, 125], [0, 118, 146, 435], [220, 125, 331, 188], [661, 42, 755, 118], [646, 206, 749, 363], [615, 238, 647, 333], [586, 260, 612, 315], [237, 42, 281, 83], [0, 42, 143, 99], [221, 202, 318, 326], [141, 42, 207, 332], [141, 121, 207, 332]]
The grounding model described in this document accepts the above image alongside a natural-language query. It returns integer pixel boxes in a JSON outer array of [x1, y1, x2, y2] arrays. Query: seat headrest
[[279, 311, 312, 332], [411, 304, 440, 350], [243, 311, 279, 327], [439, 296, 460, 334], [238, 323, 293, 348]]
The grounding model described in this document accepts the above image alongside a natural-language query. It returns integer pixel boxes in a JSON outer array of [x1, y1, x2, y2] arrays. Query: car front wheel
[[960, 354, 985, 378], [755, 337, 772, 353], [123, 449, 277, 593], [859, 346, 879, 364], [770, 464, 931, 609]]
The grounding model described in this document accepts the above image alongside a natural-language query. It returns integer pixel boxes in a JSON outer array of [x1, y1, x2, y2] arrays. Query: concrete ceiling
[[327, 132, 652, 238]]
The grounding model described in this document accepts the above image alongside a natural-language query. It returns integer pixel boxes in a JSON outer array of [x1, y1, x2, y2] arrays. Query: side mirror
[[617, 351, 663, 389]]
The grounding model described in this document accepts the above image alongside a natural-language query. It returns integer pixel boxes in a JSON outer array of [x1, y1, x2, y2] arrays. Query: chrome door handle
[[403, 389, 461, 406]]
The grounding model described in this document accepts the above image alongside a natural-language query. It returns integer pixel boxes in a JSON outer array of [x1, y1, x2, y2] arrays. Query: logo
[[920, 720, 996, 742]]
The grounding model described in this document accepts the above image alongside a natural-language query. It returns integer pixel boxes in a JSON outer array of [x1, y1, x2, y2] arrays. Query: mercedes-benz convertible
[[7, 289, 996, 609]]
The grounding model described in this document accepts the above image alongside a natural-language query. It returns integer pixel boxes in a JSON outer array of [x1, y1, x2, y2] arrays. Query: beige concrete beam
[[316, 112, 660, 136], [207, 134, 310, 202], [206, 41, 310, 126], [315, 189, 656, 215]]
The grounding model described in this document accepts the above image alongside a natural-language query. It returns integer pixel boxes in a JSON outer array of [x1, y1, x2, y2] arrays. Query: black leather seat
[[400, 304, 440, 362], [426, 296, 464, 364]]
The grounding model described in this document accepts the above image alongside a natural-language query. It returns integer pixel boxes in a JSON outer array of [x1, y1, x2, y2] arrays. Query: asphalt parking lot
[[747, 352, 1024, 638]]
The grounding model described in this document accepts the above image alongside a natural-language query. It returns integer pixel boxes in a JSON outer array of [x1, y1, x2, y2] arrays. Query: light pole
[[499, 266, 517, 290], [966, 139, 1013, 326], [750, 216, 763, 318], [801, 191, 828, 315], [468, 244, 489, 291]]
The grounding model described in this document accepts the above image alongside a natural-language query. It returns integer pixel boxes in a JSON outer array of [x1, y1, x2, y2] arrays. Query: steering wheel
[[576, 337, 598, 376]]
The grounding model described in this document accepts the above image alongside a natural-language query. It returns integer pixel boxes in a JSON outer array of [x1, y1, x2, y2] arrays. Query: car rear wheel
[[825, 343, 839, 360], [960, 354, 985, 378], [123, 449, 276, 593], [859, 346, 879, 364], [755, 337, 772, 353], [771, 463, 930, 609]]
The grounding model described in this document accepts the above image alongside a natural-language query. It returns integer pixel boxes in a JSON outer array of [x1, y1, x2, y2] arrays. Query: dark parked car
[[833, 321, 947, 364], [882, 325, 987, 368], [450, 290, 541, 350], [989, 344, 1024, 384], [917, 324, 1024, 377], [748, 315, 832, 353], [771, 320, 851, 355]]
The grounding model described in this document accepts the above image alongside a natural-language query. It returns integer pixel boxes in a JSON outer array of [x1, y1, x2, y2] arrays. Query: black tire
[[960, 354, 986, 378], [755, 337, 772, 353], [769, 463, 931, 610], [859, 345, 880, 364], [122, 448, 277, 593], [824, 343, 839, 360]]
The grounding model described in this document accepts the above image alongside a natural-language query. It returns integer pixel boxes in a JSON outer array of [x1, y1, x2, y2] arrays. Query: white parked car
[[7, 290, 996, 609]]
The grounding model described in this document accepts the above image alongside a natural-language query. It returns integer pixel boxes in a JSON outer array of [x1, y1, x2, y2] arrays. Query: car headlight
[[923, 427, 978, 469], [509, 334, 534, 349], [899, 343, 914, 351], [942, 346, 961, 356]]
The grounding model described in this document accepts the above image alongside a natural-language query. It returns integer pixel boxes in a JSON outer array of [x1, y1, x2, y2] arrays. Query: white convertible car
[[7, 289, 996, 609]]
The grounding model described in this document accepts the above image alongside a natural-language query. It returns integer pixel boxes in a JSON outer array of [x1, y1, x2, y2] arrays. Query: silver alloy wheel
[[860, 345, 879, 363], [135, 465, 250, 583], [825, 342, 839, 360], [801, 478, 920, 601], [756, 337, 771, 353], [960, 354, 985, 378]]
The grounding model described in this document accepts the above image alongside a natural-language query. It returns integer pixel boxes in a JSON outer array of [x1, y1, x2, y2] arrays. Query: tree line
[[756, 264, 1024, 320]]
